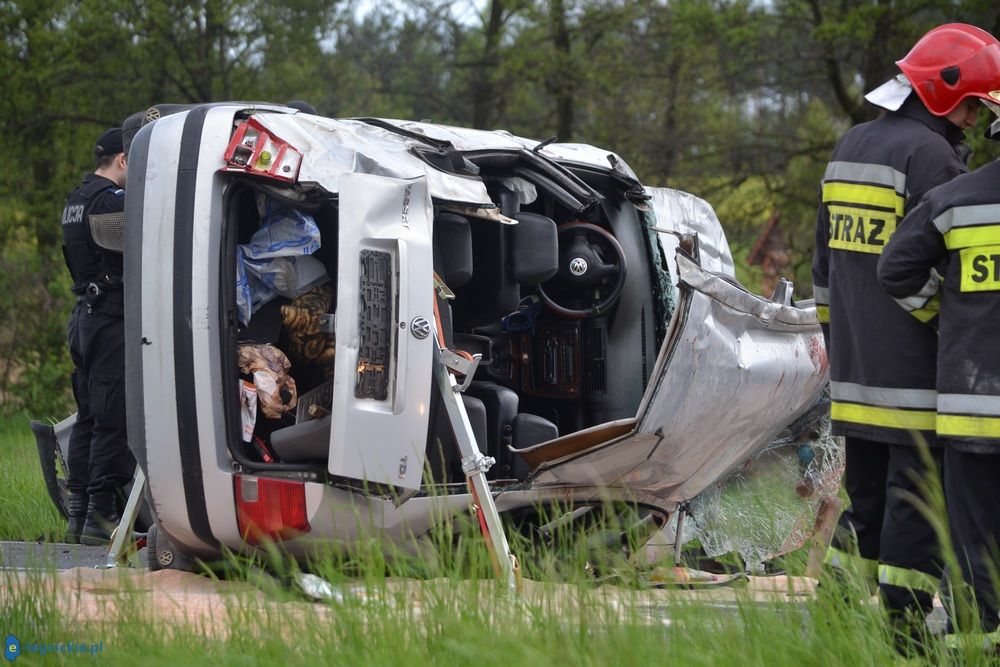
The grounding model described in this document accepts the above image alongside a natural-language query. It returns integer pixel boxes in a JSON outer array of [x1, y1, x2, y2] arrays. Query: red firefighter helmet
[[897, 23, 1000, 116]]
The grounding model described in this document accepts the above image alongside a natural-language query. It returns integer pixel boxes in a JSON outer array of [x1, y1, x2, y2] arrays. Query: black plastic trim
[[173, 105, 215, 547]]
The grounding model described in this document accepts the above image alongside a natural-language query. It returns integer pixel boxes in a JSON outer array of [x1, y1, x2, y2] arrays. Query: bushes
[[0, 236, 74, 418]]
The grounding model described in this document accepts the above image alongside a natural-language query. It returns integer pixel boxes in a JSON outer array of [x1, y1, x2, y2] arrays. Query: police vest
[[812, 97, 967, 446], [61, 175, 124, 291]]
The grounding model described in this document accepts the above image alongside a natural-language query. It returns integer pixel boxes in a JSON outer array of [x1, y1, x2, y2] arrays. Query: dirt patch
[[1, 565, 821, 636]]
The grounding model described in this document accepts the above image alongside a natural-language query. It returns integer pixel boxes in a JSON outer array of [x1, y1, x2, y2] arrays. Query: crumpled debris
[[671, 416, 844, 570], [238, 344, 298, 418]]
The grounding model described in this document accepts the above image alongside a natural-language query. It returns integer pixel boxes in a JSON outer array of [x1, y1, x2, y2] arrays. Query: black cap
[[286, 100, 317, 114], [94, 128, 124, 157]]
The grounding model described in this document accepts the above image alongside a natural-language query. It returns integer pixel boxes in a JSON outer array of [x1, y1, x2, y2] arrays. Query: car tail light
[[234, 474, 310, 544], [222, 118, 302, 182]]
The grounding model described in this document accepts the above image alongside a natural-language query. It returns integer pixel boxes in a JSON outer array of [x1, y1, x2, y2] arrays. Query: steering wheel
[[537, 221, 627, 319]]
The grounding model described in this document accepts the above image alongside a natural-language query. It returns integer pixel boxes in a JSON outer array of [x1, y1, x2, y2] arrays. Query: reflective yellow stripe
[[816, 305, 829, 323], [877, 563, 939, 595], [944, 629, 1000, 651], [944, 224, 1000, 250], [822, 182, 904, 216], [938, 414, 1000, 439], [908, 294, 940, 323], [831, 402, 936, 431], [824, 547, 878, 585]]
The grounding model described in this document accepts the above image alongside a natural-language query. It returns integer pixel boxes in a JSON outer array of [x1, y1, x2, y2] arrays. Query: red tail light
[[223, 118, 302, 182], [234, 474, 311, 544]]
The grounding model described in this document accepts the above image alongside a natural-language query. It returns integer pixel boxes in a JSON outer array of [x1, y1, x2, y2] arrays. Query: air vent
[[585, 319, 608, 398]]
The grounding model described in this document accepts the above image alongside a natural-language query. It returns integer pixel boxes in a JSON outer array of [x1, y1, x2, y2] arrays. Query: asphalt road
[[0, 541, 119, 570]]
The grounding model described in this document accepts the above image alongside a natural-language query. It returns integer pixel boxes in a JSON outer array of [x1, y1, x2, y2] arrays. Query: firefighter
[[61, 127, 136, 545], [879, 122, 1000, 639], [812, 23, 1000, 631]]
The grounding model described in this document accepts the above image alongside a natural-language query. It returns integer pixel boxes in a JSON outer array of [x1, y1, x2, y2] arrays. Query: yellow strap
[[938, 413, 1000, 439], [944, 224, 1000, 250], [907, 294, 940, 323], [824, 546, 878, 587], [877, 563, 939, 595], [822, 182, 904, 216], [831, 402, 936, 431], [944, 629, 1000, 651]]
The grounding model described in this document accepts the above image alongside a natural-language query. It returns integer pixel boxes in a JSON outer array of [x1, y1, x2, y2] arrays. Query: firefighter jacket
[[879, 160, 1000, 453], [812, 94, 969, 446], [61, 174, 124, 296]]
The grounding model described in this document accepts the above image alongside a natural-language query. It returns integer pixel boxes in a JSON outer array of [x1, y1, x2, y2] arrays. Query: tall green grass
[[0, 538, 972, 666], [0, 414, 64, 541], [1, 424, 997, 664]]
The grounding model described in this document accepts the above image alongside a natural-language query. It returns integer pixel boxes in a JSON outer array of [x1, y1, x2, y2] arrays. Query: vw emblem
[[145, 107, 161, 122], [410, 316, 431, 340], [569, 257, 589, 276]]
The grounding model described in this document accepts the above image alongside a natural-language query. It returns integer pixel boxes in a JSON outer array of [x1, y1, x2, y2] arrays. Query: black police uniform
[[812, 93, 967, 617], [62, 174, 134, 503], [880, 159, 1000, 632]]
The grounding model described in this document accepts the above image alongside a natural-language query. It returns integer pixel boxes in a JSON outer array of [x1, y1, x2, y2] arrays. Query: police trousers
[[66, 300, 134, 496], [829, 436, 943, 616], [944, 446, 1000, 632]]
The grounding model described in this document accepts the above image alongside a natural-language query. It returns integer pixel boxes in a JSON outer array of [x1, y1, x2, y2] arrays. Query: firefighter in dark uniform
[[61, 127, 135, 545], [880, 135, 1000, 639], [813, 23, 1000, 631]]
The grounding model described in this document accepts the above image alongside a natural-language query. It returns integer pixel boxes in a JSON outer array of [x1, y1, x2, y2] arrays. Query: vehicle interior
[[221, 123, 667, 491]]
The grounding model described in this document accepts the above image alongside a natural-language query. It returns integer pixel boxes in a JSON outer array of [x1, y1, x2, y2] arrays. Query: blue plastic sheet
[[236, 197, 326, 325]]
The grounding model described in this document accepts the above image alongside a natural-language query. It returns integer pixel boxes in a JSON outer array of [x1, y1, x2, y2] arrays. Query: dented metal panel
[[646, 187, 736, 278], [530, 252, 828, 506], [250, 114, 495, 207]]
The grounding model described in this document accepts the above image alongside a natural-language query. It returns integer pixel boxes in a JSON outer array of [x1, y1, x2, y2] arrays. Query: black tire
[[145, 521, 199, 572]]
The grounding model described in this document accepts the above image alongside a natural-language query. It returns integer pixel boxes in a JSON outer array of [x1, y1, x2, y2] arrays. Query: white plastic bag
[[236, 195, 327, 325]]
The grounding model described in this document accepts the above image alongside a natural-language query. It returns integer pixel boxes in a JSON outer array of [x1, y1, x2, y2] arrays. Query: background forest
[[1, 0, 999, 415]]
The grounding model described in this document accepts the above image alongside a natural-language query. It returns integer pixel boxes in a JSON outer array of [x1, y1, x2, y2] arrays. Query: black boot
[[64, 492, 88, 544], [80, 492, 120, 546]]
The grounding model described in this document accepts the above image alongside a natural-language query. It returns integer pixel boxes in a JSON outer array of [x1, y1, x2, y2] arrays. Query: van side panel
[[133, 112, 212, 550], [185, 107, 245, 545]]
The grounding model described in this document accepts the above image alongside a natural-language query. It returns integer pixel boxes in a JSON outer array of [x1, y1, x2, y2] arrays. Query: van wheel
[[145, 522, 198, 572]]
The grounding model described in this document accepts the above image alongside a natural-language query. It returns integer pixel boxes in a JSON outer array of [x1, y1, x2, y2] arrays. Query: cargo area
[[221, 135, 663, 488]]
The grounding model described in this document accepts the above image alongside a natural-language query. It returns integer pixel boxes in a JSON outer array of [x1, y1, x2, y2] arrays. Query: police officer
[[879, 120, 1000, 638], [61, 127, 136, 545], [812, 23, 1000, 632]]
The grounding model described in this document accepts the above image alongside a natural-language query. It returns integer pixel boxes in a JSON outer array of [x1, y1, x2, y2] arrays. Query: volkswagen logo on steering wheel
[[569, 257, 589, 276]]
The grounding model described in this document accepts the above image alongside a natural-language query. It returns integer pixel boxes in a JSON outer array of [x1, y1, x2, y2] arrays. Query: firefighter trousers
[[826, 436, 943, 616], [944, 446, 1000, 633]]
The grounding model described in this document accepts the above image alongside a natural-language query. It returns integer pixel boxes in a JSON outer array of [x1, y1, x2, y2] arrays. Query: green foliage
[[3, 0, 1000, 409], [0, 415, 65, 541]]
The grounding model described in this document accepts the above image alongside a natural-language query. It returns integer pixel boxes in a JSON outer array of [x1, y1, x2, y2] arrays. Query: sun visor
[[864, 74, 913, 111]]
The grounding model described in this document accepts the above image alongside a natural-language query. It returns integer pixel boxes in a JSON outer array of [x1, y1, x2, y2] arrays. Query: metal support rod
[[673, 506, 686, 567], [103, 466, 146, 569], [432, 341, 518, 596]]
